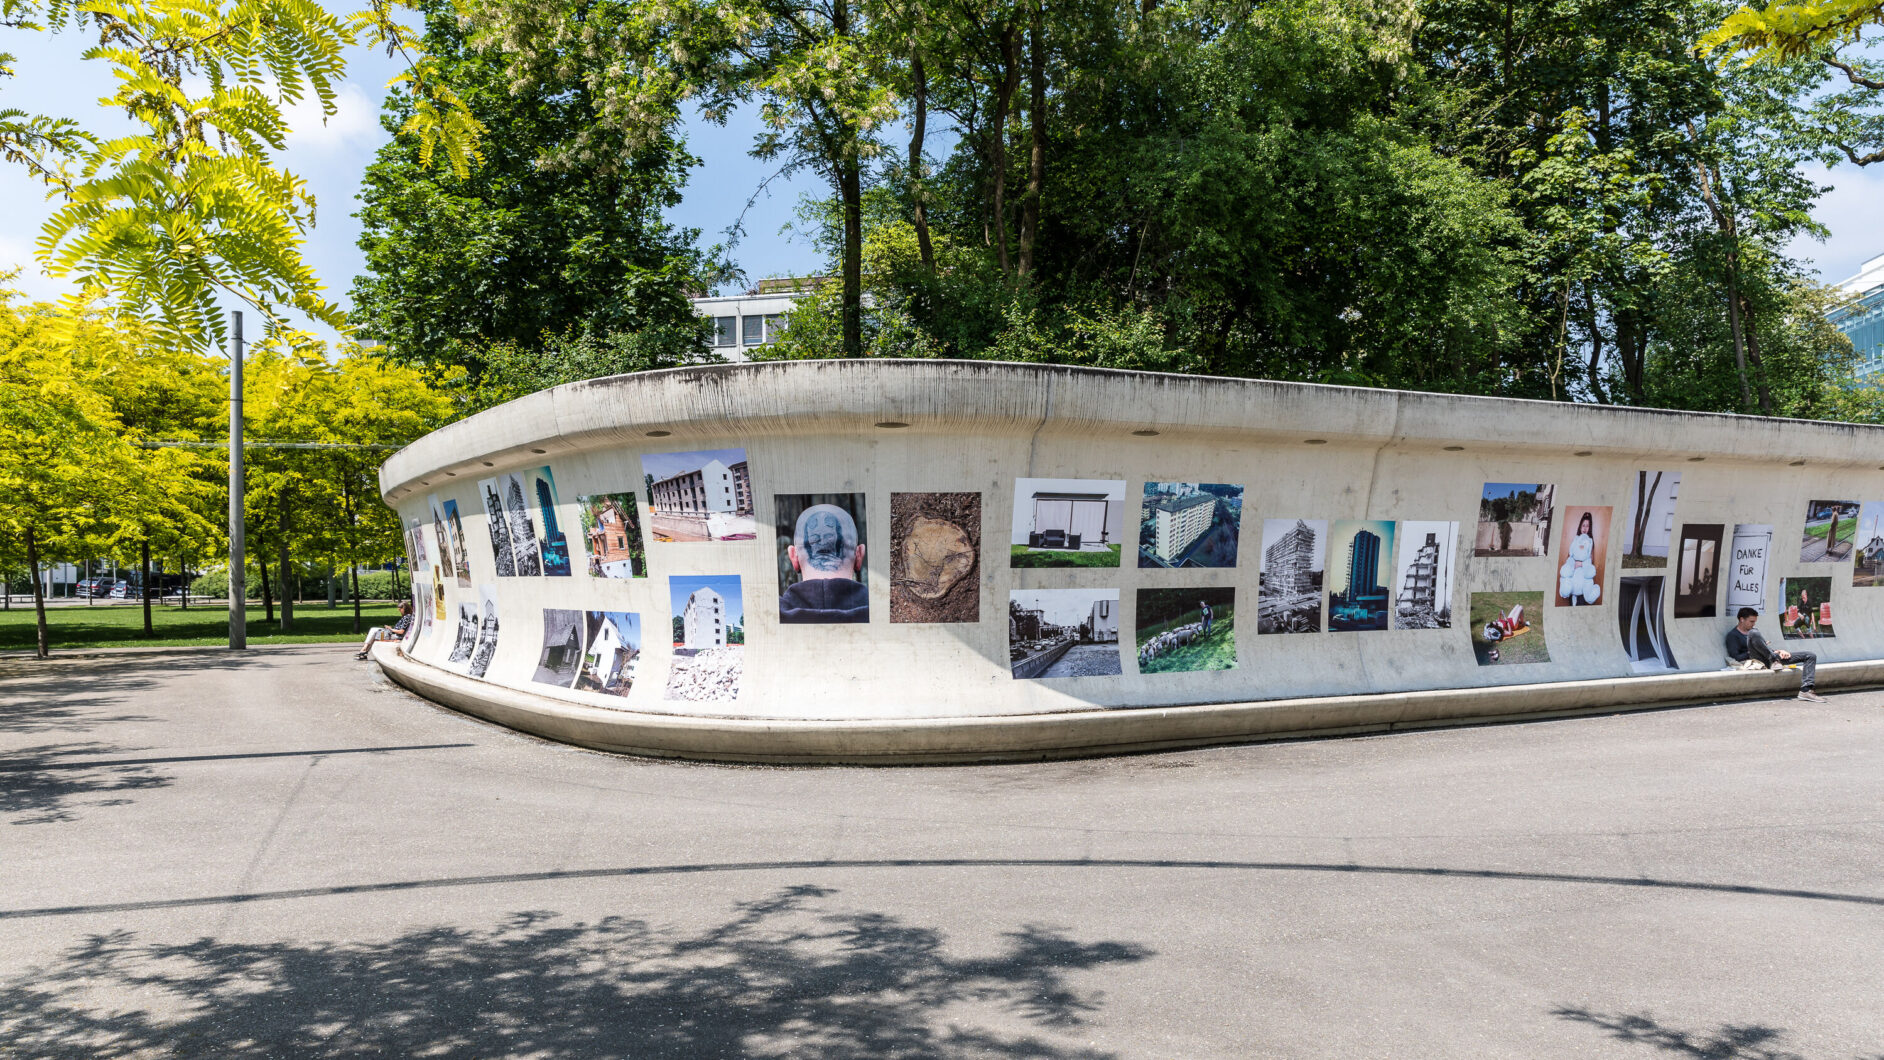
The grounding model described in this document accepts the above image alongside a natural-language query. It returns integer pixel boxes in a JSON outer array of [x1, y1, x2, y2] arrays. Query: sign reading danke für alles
[[1725, 523, 1774, 613]]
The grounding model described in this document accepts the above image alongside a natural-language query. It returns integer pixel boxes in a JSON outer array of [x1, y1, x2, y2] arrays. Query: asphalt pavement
[[2, 646, 1881, 1058]]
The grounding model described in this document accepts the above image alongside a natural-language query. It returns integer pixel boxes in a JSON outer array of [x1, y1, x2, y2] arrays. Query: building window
[[743, 315, 765, 346], [764, 314, 784, 341], [713, 317, 736, 347]]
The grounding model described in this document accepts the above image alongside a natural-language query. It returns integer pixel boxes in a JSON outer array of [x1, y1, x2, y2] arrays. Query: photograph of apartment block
[[1329, 520, 1395, 632], [1138, 482, 1242, 568], [1258, 518, 1325, 634], [643, 449, 757, 542]]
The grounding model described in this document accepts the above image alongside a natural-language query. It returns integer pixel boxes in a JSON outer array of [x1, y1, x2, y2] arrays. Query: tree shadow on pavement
[[0, 883, 1152, 1058], [1553, 1006, 1880, 1060], [0, 741, 171, 825]]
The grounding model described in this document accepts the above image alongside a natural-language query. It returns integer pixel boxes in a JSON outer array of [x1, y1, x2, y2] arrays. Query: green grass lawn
[[0, 601, 404, 651], [1802, 516, 1857, 542], [1010, 543, 1124, 568], [1468, 591, 1550, 666]]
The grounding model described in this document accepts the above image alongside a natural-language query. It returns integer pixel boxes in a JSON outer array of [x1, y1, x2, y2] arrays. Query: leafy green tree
[[2, 0, 480, 351], [1704, 0, 1884, 164], [351, 0, 714, 373]]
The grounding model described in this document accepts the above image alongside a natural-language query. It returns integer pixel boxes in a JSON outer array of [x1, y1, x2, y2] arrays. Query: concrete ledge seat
[[371, 643, 1876, 765]]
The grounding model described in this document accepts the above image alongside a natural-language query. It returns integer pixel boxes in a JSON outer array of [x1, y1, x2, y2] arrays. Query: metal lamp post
[[228, 311, 246, 649]]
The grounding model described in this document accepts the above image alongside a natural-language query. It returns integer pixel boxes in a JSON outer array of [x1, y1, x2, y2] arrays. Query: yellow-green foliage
[[2, 0, 482, 352], [1702, 0, 1884, 60]]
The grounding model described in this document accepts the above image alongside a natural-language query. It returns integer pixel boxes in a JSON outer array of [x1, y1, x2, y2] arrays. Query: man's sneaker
[[1797, 689, 1827, 703]]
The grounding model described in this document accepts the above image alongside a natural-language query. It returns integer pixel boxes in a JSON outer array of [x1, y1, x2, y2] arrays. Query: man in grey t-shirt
[[1726, 606, 1824, 702]]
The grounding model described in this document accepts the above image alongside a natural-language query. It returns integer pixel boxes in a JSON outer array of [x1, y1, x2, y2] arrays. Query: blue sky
[[669, 575, 745, 627], [641, 448, 749, 483], [2, 34, 1880, 350]]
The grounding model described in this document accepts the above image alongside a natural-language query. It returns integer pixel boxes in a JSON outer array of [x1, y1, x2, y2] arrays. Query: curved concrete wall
[[376, 361, 1884, 757]]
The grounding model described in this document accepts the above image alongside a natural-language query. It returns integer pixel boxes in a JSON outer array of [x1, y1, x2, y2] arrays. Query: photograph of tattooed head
[[775, 493, 869, 623]]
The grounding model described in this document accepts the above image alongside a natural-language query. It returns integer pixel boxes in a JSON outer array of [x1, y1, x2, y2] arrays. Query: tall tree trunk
[[140, 537, 153, 637], [279, 496, 295, 633], [257, 540, 274, 623], [26, 526, 48, 659], [1741, 295, 1775, 415], [1725, 264, 1756, 413], [350, 566, 362, 634], [833, 0, 863, 358], [909, 46, 934, 271], [991, 22, 1020, 274], [1017, 2, 1046, 279], [1631, 470, 1660, 555], [1584, 285, 1609, 404]]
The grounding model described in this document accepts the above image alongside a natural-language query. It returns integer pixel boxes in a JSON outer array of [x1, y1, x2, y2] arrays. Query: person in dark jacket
[[1726, 606, 1824, 702], [779, 503, 868, 623]]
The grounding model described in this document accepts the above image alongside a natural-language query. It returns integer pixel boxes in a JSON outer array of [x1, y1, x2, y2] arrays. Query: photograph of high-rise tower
[[1393, 521, 1458, 629], [1257, 518, 1326, 634], [1328, 520, 1395, 632], [1137, 482, 1243, 568]]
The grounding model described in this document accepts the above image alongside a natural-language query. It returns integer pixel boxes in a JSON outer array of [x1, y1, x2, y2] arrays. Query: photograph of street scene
[[1010, 478, 1125, 568], [1137, 482, 1243, 568], [1257, 518, 1325, 634], [642, 449, 757, 542], [1008, 589, 1121, 678], [1800, 499, 1859, 562], [1135, 588, 1236, 673]]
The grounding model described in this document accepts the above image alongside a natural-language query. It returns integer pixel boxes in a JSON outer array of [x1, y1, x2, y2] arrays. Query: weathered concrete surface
[[374, 641, 1884, 763], [4, 647, 1881, 1059], [376, 360, 1884, 750]]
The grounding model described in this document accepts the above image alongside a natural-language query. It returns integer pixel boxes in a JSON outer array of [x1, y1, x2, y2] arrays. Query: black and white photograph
[[1393, 521, 1457, 629], [1618, 576, 1678, 672], [468, 585, 500, 679], [1258, 518, 1325, 634], [775, 493, 869, 624], [500, 472, 543, 576], [532, 608, 586, 688], [447, 598, 478, 668], [428, 494, 455, 581], [479, 476, 517, 577], [1008, 589, 1122, 679], [442, 499, 471, 588]]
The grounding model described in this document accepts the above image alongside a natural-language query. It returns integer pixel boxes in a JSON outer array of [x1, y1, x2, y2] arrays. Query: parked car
[[75, 578, 114, 597], [108, 581, 136, 599]]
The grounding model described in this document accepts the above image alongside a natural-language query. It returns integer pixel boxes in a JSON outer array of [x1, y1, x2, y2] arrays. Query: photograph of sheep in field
[[1134, 587, 1237, 674]]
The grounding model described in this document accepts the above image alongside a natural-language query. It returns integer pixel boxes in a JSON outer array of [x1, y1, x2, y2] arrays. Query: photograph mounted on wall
[[533, 608, 586, 688], [1726, 523, 1774, 615], [641, 449, 757, 543], [889, 492, 980, 623], [407, 519, 428, 563], [1010, 478, 1126, 568], [528, 467, 573, 576], [1555, 506, 1612, 607], [1470, 591, 1550, 666], [1008, 589, 1122, 678], [578, 492, 647, 579], [577, 611, 641, 697], [479, 477, 517, 577], [1257, 518, 1325, 634], [441, 499, 472, 587], [1474, 482, 1555, 557], [666, 575, 744, 701], [1327, 520, 1396, 632], [432, 571, 445, 621], [499, 472, 542, 576], [1854, 502, 1884, 587], [1138, 483, 1243, 568], [413, 582, 433, 637], [1800, 500, 1860, 563], [775, 493, 869, 624], [1135, 588, 1236, 674], [1779, 578, 1834, 640], [1621, 471, 1680, 568], [427, 495, 455, 580], [1618, 576, 1678, 673], [468, 585, 500, 679], [447, 599, 478, 668], [1674, 524, 1723, 618], [1393, 521, 1457, 629]]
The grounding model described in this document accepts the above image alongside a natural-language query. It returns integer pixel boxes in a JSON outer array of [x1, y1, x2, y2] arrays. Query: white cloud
[[284, 81, 383, 155], [1788, 162, 1884, 285]]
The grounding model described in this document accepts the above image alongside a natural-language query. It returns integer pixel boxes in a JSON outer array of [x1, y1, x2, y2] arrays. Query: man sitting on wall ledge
[[1726, 606, 1825, 703], [780, 504, 869, 623]]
